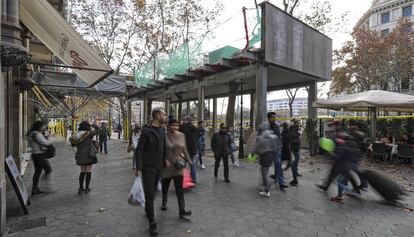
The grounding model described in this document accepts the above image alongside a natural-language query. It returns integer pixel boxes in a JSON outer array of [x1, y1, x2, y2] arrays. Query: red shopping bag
[[183, 168, 195, 189]]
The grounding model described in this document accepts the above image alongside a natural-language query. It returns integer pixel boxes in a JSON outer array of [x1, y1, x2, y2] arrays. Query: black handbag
[[32, 133, 56, 159], [44, 144, 56, 159]]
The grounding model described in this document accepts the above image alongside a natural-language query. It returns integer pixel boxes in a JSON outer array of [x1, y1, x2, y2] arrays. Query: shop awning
[[20, 0, 113, 87]]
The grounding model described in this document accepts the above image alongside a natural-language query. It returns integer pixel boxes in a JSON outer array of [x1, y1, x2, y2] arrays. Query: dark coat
[[260, 151, 277, 167], [180, 123, 198, 157], [289, 125, 301, 152], [281, 129, 291, 161], [269, 122, 281, 140], [211, 131, 231, 157], [135, 125, 166, 173], [70, 126, 100, 166]]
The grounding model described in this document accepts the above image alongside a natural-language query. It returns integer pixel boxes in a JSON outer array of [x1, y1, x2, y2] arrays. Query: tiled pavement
[[4, 139, 414, 237]]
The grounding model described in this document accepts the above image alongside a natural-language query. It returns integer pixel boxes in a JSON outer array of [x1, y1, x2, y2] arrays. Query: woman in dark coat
[[70, 121, 100, 194], [281, 122, 292, 170]]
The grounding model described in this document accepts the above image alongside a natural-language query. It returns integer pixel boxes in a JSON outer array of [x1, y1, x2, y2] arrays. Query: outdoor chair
[[372, 143, 388, 162], [397, 144, 414, 165]]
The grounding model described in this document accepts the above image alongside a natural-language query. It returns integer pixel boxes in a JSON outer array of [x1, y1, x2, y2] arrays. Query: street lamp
[[238, 80, 244, 160]]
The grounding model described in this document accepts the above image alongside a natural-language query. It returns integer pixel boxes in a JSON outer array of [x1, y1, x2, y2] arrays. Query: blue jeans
[[291, 151, 300, 179], [99, 139, 107, 154], [197, 149, 203, 165], [190, 156, 197, 182], [274, 151, 285, 185], [337, 176, 357, 196]]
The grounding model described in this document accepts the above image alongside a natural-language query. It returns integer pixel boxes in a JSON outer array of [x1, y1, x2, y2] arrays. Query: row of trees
[[331, 20, 414, 95]]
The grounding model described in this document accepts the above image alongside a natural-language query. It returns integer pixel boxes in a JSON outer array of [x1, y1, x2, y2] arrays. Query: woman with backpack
[[28, 121, 53, 195], [70, 121, 100, 194]]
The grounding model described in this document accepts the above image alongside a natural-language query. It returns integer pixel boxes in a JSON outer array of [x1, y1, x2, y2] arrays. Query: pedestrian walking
[[266, 112, 288, 191], [254, 123, 282, 197], [117, 123, 123, 140], [317, 125, 364, 193], [281, 121, 292, 170], [99, 122, 110, 154], [27, 121, 53, 195], [211, 123, 232, 182], [70, 121, 100, 194], [228, 127, 240, 167], [161, 119, 192, 218], [135, 109, 166, 236], [289, 118, 302, 186], [197, 121, 206, 169], [128, 125, 141, 169], [180, 116, 198, 183]]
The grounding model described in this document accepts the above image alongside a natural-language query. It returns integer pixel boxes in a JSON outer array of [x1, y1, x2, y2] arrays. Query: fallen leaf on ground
[[98, 208, 106, 212], [187, 230, 192, 233], [403, 208, 413, 213]]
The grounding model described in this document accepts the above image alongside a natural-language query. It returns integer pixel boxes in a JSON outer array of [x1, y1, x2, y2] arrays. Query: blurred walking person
[[180, 117, 198, 183], [281, 121, 292, 171], [255, 123, 282, 197], [161, 119, 192, 218], [70, 121, 100, 194], [228, 127, 240, 167], [211, 123, 232, 182], [266, 112, 288, 191], [128, 125, 141, 169], [289, 119, 302, 186], [27, 121, 53, 195], [197, 121, 206, 169], [117, 123, 122, 139], [99, 122, 110, 154], [135, 109, 166, 236]]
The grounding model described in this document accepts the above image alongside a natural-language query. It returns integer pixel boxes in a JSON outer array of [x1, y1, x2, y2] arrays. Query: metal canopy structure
[[130, 1, 332, 129], [33, 70, 127, 97]]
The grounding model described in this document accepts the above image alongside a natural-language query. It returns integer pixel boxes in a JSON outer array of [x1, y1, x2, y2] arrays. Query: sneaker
[[149, 222, 159, 236], [179, 210, 192, 218], [316, 184, 328, 191], [331, 196, 345, 203], [31, 187, 45, 195], [233, 163, 240, 167], [280, 184, 288, 189], [200, 164, 206, 169], [259, 191, 270, 197], [289, 180, 298, 187]]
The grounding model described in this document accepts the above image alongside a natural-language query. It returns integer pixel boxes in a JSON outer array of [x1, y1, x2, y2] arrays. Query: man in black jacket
[[289, 119, 301, 186], [135, 109, 166, 236], [211, 123, 232, 182], [180, 116, 198, 183]]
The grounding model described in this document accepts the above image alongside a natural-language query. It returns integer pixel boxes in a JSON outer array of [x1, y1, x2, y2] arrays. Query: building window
[[403, 5, 412, 17], [381, 29, 390, 37], [381, 12, 390, 24]]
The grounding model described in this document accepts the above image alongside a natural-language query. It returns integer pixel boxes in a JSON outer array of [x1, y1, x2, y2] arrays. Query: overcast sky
[[215, 0, 373, 101]]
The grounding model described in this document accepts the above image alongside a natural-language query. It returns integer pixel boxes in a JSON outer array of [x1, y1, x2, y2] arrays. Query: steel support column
[[255, 65, 268, 130], [197, 86, 205, 122]]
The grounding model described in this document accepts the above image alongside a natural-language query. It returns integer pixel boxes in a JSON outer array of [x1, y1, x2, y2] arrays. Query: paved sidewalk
[[4, 139, 414, 237]]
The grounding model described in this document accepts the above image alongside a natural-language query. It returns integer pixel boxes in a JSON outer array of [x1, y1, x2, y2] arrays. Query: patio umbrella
[[313, 90, 414, 138]]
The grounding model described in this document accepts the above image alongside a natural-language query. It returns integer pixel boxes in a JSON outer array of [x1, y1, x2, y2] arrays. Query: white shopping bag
[[128, 177, 145, 207]]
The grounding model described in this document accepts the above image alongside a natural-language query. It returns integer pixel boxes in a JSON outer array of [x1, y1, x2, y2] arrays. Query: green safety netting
[[134, 7, 262, 88]]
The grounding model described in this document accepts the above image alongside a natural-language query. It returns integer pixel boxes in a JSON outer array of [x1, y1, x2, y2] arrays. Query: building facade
[[267, 98, 308, 117], [356, 0, 414, 93], [356, 0, 414, 33]]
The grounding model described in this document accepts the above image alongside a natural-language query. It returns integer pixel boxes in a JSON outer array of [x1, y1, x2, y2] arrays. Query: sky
[[214, 0, 373, 101]]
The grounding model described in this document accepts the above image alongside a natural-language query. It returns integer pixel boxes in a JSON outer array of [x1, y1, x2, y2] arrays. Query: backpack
[[255, 129, 281, 155]]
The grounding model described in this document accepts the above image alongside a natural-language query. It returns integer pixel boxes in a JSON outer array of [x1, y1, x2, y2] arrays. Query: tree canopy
[[331, 20, 414, 95]]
